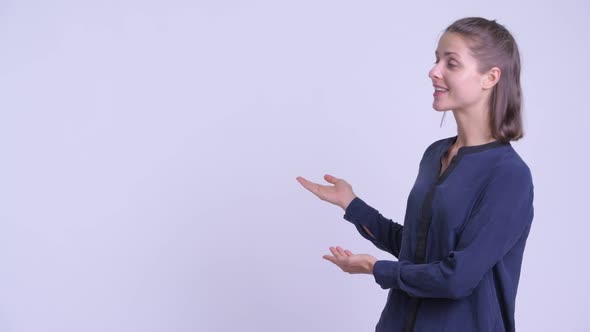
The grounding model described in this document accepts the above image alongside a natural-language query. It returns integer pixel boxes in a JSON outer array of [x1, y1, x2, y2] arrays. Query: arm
[[362, 225, 376, 238], [371, 165, 534, 299], [343, 197, 404, 258], [340, 140, 441, 258]]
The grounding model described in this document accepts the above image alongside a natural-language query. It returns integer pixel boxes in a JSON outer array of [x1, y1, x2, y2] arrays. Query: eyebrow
[[435, 51, 461, 58]]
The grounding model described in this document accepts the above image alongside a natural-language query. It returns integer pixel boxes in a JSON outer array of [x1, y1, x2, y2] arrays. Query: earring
[[439, 111, 447, 128]]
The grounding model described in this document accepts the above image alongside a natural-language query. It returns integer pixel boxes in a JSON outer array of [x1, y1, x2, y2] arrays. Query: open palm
[[296, 174, 356, 210], [322, 246, 377, 275]]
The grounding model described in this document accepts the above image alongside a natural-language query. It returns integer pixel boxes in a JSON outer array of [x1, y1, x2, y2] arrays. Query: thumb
[[322, 255, 336, 264], [324, 174, 340, 184]]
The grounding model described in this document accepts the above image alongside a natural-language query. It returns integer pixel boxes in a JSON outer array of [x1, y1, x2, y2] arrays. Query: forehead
[[435, 32, 472, 58]]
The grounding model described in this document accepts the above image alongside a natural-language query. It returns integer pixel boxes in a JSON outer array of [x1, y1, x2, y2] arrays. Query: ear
[[482, 67, 501, 90]]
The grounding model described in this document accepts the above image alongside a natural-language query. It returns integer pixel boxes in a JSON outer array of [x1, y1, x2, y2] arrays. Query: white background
[[1, 0, 588, 331]]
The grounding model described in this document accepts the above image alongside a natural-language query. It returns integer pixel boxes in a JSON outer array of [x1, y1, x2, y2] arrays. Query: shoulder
[[488, 146, 534, 190], [425, 136, 454, 152]]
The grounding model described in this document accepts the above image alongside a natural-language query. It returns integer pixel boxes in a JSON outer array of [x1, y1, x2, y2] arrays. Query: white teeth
[[435, 87, 448, 92]]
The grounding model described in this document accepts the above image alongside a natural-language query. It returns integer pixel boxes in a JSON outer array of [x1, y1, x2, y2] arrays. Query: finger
[[296, 176, 316, 190], [336, 246, 346, 256], [329, 247, 341, 258], [297, 177, 324, 196], [344, 250, 353, 256], [324, 174, 340, 184]]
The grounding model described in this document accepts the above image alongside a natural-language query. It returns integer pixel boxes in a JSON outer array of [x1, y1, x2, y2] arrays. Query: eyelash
[[434, 59, 457, 69]]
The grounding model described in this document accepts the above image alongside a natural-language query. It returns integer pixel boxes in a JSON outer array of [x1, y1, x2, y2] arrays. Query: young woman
[[296, 17, 534, 332]]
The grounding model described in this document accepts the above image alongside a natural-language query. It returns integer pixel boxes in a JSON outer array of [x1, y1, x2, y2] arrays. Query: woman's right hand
[[296, 174, 357, 211]]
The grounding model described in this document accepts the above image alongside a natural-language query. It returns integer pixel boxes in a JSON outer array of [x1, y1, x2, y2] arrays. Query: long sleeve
[[343, 196, 404, 258], [372, 164, 534, 299]]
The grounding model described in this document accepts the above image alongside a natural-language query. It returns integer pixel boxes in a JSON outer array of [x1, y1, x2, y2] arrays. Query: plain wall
[[1, 0, 588, 331]]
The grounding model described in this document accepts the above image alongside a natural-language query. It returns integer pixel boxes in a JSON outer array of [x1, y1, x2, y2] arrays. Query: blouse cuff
[[373, 260, 399, 290], [343, 197, 375, 224]]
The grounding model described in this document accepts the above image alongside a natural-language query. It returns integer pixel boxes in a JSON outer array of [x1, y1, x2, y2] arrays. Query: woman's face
[[428, 32, 488, 112]]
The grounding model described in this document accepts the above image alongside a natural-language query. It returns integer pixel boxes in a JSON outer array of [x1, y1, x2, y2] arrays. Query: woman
[[296, 17, 534, 332]]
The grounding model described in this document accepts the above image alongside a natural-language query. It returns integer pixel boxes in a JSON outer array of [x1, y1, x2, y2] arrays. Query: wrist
[[367, 257, 377, 275], [341, 194, 357, 211]]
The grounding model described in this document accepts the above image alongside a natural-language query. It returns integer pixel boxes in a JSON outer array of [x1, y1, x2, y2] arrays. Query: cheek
[[450, 75, 481, 99]]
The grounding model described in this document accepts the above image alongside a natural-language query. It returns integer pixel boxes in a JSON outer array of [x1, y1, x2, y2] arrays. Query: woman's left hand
[[322, 246, 377, 275]]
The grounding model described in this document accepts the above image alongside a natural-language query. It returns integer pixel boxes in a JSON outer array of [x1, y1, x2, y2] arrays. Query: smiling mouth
[[433, 88, 448, 97], [433, 85, 448, 95]]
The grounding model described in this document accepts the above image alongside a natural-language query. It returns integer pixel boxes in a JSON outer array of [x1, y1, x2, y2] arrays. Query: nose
[[429, 63, 441, 81]]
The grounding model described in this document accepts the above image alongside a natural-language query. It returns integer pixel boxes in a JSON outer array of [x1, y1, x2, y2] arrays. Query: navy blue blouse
[[343, 136, 534, 332]]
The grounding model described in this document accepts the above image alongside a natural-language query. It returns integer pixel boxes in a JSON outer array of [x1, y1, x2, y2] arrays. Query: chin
[[432, 103, 451, 112]]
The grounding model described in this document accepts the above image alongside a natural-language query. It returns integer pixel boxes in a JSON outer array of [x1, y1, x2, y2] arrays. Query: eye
[[447, 60, 458, 68]]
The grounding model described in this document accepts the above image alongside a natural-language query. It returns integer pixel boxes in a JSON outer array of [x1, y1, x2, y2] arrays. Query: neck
[[451, 102, 495, 148]]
